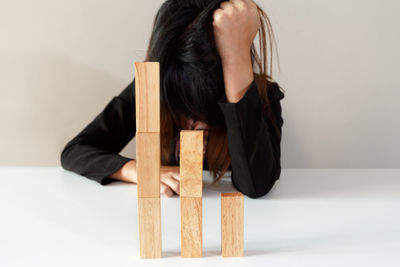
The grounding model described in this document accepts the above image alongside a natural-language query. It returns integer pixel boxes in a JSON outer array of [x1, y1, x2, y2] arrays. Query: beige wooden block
[[137, 197, 162, 258], [179, 130, 204, 197], [135, 62, 160, 132], [180, 197, 202, 258], [221, 192, 244, 257], [136, 132, 160, 198]]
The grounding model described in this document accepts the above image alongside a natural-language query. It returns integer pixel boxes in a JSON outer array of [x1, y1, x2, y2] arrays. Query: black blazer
[[60, 77, 285, 198]]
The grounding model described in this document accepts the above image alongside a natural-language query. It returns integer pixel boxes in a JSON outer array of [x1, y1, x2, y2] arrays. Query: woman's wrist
[[221, 53, 254, 103], [110, 159, 137, 183]]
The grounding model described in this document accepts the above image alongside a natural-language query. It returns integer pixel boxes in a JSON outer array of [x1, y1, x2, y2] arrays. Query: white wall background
[[1, 0, 399, 168]]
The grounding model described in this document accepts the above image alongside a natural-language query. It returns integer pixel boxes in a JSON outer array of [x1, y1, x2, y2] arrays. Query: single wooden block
[[136, 132, 160, 198], [179, 130, 203, 197], [135, 62, 160, 132], [137, 197, 162, 258], [221, 192, 244, 257], [180, 197, 202, 258]]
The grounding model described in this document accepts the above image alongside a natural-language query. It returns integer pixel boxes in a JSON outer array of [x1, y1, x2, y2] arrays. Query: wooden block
[[180, 197, 202, 257], [221, 192, 244, 257], [136, 132, 160, 198], [135, 62, 160, 132], [179, 130, 204, 197], [137, 197, 162, 258]]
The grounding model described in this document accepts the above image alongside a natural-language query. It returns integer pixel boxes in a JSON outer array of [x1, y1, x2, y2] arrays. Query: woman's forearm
[[110, 159, 137, 183], [221, 54, 254, 103]]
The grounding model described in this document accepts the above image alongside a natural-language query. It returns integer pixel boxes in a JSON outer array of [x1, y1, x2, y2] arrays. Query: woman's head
[[144, 0, 279, 181], [146, 0, 227, 127]]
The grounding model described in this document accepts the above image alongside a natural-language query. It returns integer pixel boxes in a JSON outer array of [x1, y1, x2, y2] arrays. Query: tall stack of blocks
[[135, 62, 162, 258], [135, 62, 244, 259]]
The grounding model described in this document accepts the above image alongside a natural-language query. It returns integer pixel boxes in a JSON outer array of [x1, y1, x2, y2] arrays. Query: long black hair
[[146, 0, 226, 127], [144, 0, 282, 180]]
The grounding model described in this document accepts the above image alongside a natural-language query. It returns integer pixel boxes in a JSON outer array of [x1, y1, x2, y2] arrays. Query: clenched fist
[[212, 0, 261, 63]]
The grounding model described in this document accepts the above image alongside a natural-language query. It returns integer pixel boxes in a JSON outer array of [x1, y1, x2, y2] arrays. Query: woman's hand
[[160, 165, 180, 197], [212, 0, 260, 64], [212, 0, 261, 103], [111, 160, 180, 197]]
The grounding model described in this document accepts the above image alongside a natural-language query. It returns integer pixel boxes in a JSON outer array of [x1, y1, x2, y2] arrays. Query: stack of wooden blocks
[[135, 62, 162, 258], [135, 62, 244, 259], [180, 130, 204, 257]]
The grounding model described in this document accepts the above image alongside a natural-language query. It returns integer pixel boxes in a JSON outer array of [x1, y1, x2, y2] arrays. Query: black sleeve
[[218, 79, 284, 198], [60, 79, 137, 185]]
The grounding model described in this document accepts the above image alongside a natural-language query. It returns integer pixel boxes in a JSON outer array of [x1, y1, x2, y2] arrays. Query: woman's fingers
[[169, 170, 180, 182], [160, 182, 174, 197], [159, 165, 181, 197], [162, 166, 180, 181], [161, 175, 180, 196], [219, 1, 232, 10]]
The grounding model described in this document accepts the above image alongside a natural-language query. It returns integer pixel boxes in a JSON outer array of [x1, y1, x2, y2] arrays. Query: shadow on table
[[162, 250, 221, 258], [161, 230, 394, 258]]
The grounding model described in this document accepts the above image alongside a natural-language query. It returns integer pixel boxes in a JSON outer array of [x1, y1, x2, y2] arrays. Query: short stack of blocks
[[221, 192, 244, 257]]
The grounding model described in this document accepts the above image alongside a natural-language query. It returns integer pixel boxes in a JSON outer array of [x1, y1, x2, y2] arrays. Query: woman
[[60, 0, 285, 199]]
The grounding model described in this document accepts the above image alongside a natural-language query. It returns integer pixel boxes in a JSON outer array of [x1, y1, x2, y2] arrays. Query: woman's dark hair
[[144, 0, 283, 181]]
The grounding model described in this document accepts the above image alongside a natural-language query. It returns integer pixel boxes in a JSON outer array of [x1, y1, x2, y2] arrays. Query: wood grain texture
[[135, 62, 160, 132], [221, 192, 244, 257], [137, 197, 162, 258], [136, 132, 160, 198], [180, 197, 202, 258], [179, 130, 204, 197]]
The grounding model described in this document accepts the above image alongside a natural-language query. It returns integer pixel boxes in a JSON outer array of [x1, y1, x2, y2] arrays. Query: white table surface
[[1, 167, 399, 267]]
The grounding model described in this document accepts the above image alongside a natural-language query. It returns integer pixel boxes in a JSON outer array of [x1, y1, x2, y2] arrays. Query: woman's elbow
[[244, 179, 276, 199], [234, 166, 280, 199], [60, 144, 74, 170]]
